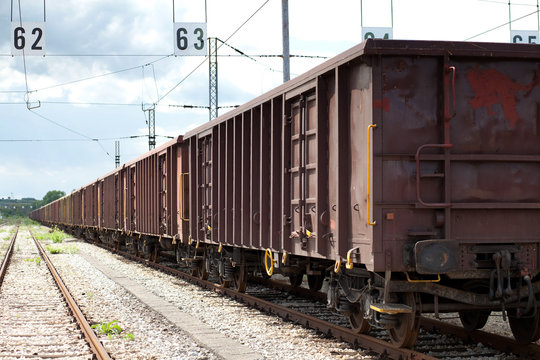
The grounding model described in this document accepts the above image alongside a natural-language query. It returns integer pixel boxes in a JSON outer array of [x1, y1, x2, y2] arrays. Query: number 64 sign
[[11, 22, 45, 56]]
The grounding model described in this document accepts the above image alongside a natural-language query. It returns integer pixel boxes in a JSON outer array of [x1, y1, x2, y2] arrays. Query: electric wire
[[30, 55, 170, 94], [1, 53, 328, 58], [478, 0, 537, 6], [218, 39, 282, 73], [0, 101, 238, 108], [465, 8, 540, 40], [16, 0, 30, 102], [0, 134, 174, 142], [28, 109, 112, 157]]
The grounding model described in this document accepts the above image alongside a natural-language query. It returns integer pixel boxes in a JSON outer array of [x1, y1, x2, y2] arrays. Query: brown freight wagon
[[182, 39, 540, 347]]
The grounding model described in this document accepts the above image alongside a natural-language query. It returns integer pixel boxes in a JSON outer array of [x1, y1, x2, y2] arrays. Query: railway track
[[86, 239, 539, 360], [0, 227, 111, 360]]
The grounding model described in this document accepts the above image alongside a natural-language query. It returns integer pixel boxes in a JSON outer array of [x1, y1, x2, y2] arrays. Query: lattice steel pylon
[[209, 37, 218, 121], [144, 107, 156, 150]]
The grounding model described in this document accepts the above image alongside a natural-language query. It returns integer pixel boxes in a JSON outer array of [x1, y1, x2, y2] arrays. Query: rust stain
[[373, 97, 390, 112], [468, 66, 539, 129]]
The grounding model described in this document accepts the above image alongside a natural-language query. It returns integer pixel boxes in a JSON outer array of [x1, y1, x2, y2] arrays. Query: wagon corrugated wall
[[186, 39, 540, 275]]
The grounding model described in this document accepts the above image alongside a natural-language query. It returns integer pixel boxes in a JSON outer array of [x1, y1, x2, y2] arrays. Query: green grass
[[34, 226, 69, 243], [46, 244, 79, 254], [25, 257, 41, 266], [91, 320, 133, 340]]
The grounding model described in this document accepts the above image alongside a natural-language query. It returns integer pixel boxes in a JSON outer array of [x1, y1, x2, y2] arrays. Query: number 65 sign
[[174, 22, 207, 56], [11, 22, 45, 56]]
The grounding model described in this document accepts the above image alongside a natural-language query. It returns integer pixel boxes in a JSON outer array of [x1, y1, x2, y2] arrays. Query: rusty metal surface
[[29, 228, 112, 360], [0, 226, 18, 286]]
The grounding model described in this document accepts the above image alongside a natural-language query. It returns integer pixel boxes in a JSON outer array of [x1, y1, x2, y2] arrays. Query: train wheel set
[[32, 39, 540, 348]]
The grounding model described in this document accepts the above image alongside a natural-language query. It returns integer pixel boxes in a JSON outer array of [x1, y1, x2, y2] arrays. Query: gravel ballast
[[35, 226, 374, 360]]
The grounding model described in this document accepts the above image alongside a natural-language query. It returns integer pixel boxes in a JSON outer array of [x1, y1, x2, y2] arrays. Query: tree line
[[0, 190, 65, 218]]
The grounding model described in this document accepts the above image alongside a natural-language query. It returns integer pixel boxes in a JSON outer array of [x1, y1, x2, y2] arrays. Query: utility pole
[[282, 0, 290, 82], [209, 37, 218, 121], [115, 141, 120, 168]]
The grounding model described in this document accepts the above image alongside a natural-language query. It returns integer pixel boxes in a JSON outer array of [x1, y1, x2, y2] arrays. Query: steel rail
[[28, 229, 112, 360], [258, 277, 540, 359], [0, 225, 19, 286], [420, 317, 540, 359], [256, 274, 540, 359], [94, 242, 436, 360]]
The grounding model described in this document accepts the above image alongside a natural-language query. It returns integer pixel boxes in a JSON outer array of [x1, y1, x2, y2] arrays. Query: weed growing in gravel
[[85, 291, 94, 300], [34, 226, 69, 243], [25, 257, 41, 266], [91, 320, 124, 339], [46, 244, 79, 254], [123, 332, 135, 341]]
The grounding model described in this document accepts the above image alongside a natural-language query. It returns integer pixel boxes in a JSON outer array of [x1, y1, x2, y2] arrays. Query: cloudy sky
[[1, 0, 539, 199]]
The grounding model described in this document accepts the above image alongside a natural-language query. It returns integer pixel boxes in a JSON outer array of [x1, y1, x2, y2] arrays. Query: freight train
[[31, 39, 540, 347]]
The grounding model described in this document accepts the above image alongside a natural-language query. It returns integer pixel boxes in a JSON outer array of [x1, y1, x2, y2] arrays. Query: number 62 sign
[[174, 22, 207, 56], [11, 22, 45, 56]]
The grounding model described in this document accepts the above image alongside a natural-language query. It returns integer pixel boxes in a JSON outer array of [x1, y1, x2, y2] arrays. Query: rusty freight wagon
[[182, 39, 540, 347], [31, 39, 540, 348]]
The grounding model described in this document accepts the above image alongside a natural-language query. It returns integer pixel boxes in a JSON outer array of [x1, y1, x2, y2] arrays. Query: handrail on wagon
[[367, 124, 377, 226], [181, 172, 189, 221]]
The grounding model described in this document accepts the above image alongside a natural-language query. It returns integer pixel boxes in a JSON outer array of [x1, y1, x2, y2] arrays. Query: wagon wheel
[[288, 272, 304, 288], [459, 310, 491, 331], [232, 265, 247, 293], [307, 274, 324, 291], [175, 244, 183, 264], [508, 300, 540, 344], [349, 308, 371, 334], [459, 280, 491, 331], [197, 258, 209, 280], [388, 292, 420, 348], [218, 259, 232, 288], [131, 239, 139, 257], [151, 245, 160, 263]]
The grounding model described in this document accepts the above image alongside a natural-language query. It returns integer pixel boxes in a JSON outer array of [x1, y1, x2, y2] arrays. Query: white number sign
[[11, 22, 45, 56], [174, 22, 207, 55], [362, 27, 393, 40], [511, 30, 538, 44]]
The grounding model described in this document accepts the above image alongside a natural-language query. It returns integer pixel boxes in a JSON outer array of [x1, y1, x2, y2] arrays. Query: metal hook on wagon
[[334, 257, 342, 273], [367, 124, 377, 226], [346, 247, 361, 270], [282, 251, 288, 265]]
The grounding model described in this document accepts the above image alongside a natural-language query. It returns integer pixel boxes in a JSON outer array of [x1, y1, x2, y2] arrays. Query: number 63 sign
[[174, 22, 207, 56], [11, 22, 45, 56]]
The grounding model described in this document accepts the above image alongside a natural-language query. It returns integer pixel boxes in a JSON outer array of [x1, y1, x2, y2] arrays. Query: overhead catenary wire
[[0, 53, 329, 58], [28, 109, 112, 157], [29, 55, 170, 95], [465, 8, 540, 40], [0, 101, 238, 108], [0, 134, 175, 142], [218, 39, 282, 73]]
